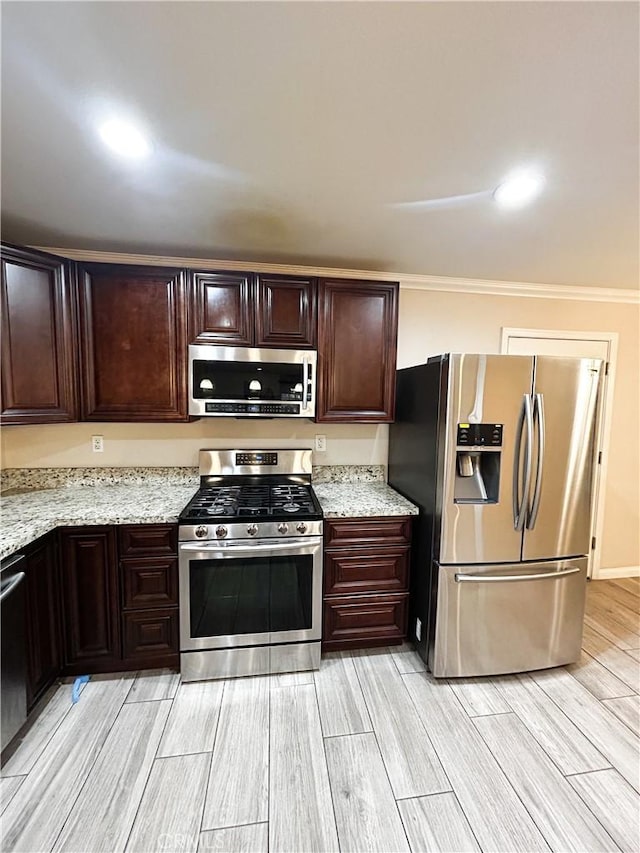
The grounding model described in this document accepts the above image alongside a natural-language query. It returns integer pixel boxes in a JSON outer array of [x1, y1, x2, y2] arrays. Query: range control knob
[[277, 522, 288, 535], [215, 525, 228, 539], [296, 522, 307, 534], [247, 523, 259, 537], [195, 525, 208, 539]]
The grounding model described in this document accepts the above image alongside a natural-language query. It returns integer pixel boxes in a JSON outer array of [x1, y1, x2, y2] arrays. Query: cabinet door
[[59, 527, 120, 670], [317, 280, 398, 422], [121, 557, 178, 609], [189, 270, 253, 345], [122, 608, 179, 665], [324, 545, 410, 596], [24, 535, 62, 708], [255, 275, 316, 348], [322, 593, 409, 651], [1, 244, 77, 424], [78, 264, 188, 421]]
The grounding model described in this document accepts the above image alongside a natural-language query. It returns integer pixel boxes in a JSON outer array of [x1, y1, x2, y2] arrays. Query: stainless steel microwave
[[188, 345, 317, 418]]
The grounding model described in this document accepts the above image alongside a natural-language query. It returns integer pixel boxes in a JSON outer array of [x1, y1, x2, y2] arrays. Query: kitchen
[[1, 2, 639, 853]]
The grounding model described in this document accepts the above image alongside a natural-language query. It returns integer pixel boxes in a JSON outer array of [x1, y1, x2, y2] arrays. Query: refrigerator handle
[[513, 394, 533, 531], [527, 393, 545, 529], [455, 566, 580, 583]]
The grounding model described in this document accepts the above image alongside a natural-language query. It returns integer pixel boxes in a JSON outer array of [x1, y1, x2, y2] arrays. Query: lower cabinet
[[59, 527, 121, 674], [322, 516, 412, 651], [119, 524, 179, 668], [23, 533, 62, 708], [58, 524, 179, 675]]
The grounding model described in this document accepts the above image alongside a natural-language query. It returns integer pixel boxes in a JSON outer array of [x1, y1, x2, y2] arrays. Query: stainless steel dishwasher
[[1, 554, 27, 752]]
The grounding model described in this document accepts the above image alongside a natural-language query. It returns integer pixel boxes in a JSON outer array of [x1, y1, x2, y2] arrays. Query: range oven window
[[193, 360, 304, 401], [189, 554, 313, 638]]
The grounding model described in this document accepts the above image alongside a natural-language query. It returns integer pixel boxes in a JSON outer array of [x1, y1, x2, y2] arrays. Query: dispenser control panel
[[457, 423, 503, 447]]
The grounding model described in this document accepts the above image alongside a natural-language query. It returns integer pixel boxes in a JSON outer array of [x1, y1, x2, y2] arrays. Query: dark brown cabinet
[[119, 524, 179, 668], [189, 271, 253, 346], [59, 527, 121, 673], [317, 279, 399, 422], [58, 523, 179, 675], [322, 516, 411, 651], [78, 263, 188, 421], [23, 534, 62, 708], [1, 244, 78, 425], [189, 271, 316, 349], [255, 275, 316, 348]]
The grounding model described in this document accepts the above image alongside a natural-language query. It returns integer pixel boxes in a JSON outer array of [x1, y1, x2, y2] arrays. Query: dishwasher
[[1, 554, 27, 752]]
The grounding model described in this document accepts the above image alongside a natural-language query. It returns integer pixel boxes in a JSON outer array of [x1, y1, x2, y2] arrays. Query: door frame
[[500, 327, 618, 579]]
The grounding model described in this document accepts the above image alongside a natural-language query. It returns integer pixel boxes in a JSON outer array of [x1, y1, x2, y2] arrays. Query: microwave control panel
[[204, 402, 301, 415]]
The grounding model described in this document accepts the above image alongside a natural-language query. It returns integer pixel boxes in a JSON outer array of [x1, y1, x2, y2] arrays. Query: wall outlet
[[315, 434, 327, 452], [91, 435, 104, 453]]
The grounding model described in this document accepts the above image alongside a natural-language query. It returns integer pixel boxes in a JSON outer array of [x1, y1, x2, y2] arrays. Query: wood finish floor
[[1, 578, 639, 853]]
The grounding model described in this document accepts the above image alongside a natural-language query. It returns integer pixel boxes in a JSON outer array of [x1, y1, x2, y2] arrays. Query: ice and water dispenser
[[454, 423, 502, 503]]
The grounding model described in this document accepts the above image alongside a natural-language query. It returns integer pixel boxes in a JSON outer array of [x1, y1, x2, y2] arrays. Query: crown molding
[[35, 246, 640, 305]]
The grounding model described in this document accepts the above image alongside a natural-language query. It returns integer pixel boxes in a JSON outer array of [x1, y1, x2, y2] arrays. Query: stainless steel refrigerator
[[388, 353, 602, 677]]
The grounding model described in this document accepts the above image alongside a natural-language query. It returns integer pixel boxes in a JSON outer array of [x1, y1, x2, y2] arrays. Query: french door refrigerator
[[388, 353, 602, 677]]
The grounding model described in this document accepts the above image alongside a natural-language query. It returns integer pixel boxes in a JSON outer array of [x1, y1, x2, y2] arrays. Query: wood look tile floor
[[2, 579, 639, 853]]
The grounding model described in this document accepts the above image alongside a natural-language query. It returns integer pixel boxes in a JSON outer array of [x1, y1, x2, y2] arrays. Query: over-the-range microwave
[[188, 344, 317, 418]]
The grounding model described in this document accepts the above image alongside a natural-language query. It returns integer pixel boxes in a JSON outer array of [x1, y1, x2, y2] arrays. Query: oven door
[[179, 537, 323, 651]]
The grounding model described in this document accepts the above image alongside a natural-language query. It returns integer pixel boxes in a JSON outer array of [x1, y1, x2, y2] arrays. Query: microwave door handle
[[302, 356, 310, 411]]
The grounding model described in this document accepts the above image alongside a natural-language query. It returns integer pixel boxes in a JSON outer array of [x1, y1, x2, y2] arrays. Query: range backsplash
[[0, 464, 385, 493]]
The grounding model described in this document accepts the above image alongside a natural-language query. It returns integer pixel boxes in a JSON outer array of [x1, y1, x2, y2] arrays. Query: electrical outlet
[[315, 434, 327, 452], [92, 435, 104, 453]]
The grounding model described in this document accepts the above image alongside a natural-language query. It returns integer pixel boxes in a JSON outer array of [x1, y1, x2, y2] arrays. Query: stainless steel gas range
[[178, 449, 323, 681]]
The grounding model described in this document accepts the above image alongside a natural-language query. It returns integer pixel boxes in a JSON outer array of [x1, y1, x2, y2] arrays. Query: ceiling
[[2, 1, 638, 290]]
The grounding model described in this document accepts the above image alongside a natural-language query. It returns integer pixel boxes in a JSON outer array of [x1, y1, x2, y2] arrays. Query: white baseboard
[[593, 565, 640, 580]]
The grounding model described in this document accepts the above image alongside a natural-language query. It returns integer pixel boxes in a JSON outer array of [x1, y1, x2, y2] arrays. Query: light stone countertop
[[313, 482, 418, 518], [1, 473, 418, 560], [0, 483, 199, 560]]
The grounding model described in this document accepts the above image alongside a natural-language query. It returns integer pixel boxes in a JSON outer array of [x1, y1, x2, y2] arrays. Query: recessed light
[[493, 169, 545, 209], [98, 119, 151, 160]]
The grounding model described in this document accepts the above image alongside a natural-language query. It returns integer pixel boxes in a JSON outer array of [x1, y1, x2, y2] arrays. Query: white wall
[[0, 420, 388, 469]]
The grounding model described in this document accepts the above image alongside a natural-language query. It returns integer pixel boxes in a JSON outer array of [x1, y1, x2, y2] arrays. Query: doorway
[[500, 328, 618, 579]]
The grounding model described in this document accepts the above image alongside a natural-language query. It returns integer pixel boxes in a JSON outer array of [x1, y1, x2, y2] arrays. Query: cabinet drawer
[[121, 557, 178, 609], [325, 517, 412, 548], [322, 593, 409, 650], [324, 546, 409, 595], [122, 608, 178, 661], [118, 524, 177, 556]]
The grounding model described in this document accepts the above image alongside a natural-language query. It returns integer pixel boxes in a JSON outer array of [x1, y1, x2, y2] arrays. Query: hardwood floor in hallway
[[1, 578, 639, 853]]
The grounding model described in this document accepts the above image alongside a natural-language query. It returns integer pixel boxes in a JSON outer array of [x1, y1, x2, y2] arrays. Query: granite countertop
[[313, 482, 418, 518], [0, 483, 199, 560], [0, 465, 418, 559]]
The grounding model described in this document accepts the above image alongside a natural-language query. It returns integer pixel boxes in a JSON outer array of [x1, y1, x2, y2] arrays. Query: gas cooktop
[[179, 478, 322, 523]]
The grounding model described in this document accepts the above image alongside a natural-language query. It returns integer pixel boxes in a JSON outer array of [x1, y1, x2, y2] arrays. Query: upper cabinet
[[255, 275, 316, 348], [1, 244, 78, 424], [316, 279, 399, 423], [2, 244, 400, 425], [189, 271, 316, 349], [189, 271, 253, 346], [78, 263, 189, 422]]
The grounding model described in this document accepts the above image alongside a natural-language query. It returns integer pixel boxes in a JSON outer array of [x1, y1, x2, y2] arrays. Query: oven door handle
[[180, 539, 319, 555]]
